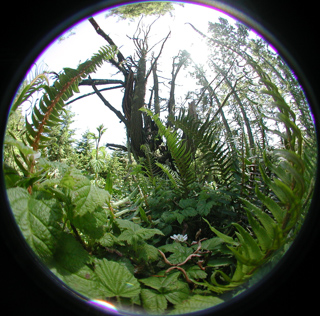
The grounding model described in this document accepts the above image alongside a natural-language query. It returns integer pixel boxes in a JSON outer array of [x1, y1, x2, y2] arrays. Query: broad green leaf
[[71, 173, 110, 216], [170, 294, 224, 314], [51, 232, 90, 273], [140, 272, 189, 313], [7, 187, 62, 262], [49, 234, 101, 299], [138, 243, 160, 262], [4, 135, 34, 156], [116, 218, 141, 231], [141, 289, 167, 314], [71, 205, 107, 240], [51, 263, 102, 299], [167, 244, 193, 265], [197, 199, 215, 216], [201, 237, 224, 251], [186, 265, 207, 279], [136, 227, 164, 240], [140, 271, 180, 291], [59, 171, 76, 189], [3, 164, 21, 188], [94, 259, 140, 298], [99, 232, 122, 247]]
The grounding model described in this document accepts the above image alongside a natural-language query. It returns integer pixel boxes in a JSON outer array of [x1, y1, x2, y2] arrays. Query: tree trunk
[[130, 54, 147, 159]]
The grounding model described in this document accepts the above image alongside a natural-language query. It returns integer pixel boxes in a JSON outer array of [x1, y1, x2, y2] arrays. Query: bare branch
[[79, 78, 124, 86], [88, 17, 128, 75], [145, 31, 171, 81], [89, 76, 128, 127], [66, 85, 123, 105], [106, 143, 128, 151]]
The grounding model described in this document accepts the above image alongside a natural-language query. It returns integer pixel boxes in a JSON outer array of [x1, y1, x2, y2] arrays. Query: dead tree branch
[[89, 76, 128, 127]]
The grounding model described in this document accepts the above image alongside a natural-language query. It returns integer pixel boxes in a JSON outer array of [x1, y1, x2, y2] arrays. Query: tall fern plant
[[140, 108, 236, 198], [5, 45, 117, 190], [201, 68, 316, 294]]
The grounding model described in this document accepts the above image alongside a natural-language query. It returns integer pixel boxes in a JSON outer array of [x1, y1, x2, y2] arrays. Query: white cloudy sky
[[25, 2, 239, 148]]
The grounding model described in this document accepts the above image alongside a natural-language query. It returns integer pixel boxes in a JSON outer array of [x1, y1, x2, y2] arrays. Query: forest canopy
[[3, 2, 317, 315]]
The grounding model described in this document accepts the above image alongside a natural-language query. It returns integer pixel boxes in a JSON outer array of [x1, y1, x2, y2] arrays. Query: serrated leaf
[[201, 237, 224, 251], [71, 173, 110, 216], [167, 244, 193, 265], [52, 232, 90, 272], [99, 232, 121, 247], [171, 294, 224, 314], [72, 205, 107, 240], [7, 187, 62, 262], [138, 243, 160, 262], [141, 289, 167, 314], [94, 259, 141, 298], [186, 265, 207, 279]]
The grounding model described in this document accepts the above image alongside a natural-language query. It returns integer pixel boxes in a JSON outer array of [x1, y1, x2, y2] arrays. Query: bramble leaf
[[7, 187, 62, 262], [170, 295, 224, 314], [94, 259, 141, 298]]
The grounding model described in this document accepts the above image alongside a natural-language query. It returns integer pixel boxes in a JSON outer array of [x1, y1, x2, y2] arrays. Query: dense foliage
[[3, 12, 317, 315]]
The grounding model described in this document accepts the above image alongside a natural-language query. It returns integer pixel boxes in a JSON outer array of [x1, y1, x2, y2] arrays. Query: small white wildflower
[[170, 234, 188, 243]]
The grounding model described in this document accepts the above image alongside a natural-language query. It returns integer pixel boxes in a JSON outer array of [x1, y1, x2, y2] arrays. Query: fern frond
[[172, 109, 236, 186], [141, 108, 195, 196], [25, 45, 117, 153]]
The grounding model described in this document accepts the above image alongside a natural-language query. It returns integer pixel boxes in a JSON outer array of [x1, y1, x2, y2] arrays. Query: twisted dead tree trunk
[[86, 17, 170, 161]]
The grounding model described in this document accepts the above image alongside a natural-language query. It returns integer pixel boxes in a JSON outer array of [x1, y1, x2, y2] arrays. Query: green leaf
[[233, 223, 264, 262], [186, 265, 207, 279], [197, 199, 215, 216], [246, 211, 272, 252], [94, 259, 141, 298], [138, 243, 160, 262], [140, 272, 189, 313], [71, 205, 107, 240], [71, 172, 110, 216], [52, 232, 90, 273], [255, 188, 284, 223], [141, 289, 167, 314], [49, 234, 101, 298], [170, 295, 224, 314], [7, 187, 63, 262], [99, 232, 121, 247], [167, 244, 193, 265], [201, 237, 224, 251], [241, 198, 276, 239], [203, 218, 236, 245]]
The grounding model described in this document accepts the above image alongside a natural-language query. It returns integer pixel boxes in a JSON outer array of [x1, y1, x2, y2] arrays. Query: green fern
[[201, 68, 312, 294], [170, 109, 236, 186], [26, 45, 117, 153], [6, 45, 116, 180], [141, 108, 195, 196]]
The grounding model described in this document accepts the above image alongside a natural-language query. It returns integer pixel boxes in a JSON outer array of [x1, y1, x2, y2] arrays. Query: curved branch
[[79, 78, 124, 86], [90, 77, 128, 127], [66, 85, 123, 105]]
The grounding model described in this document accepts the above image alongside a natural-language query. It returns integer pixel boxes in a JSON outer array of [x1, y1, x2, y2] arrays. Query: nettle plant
[[3, 42, 316, 314]]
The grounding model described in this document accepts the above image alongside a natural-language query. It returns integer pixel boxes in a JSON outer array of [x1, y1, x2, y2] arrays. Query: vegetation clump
[[3, 9, 316, 315]]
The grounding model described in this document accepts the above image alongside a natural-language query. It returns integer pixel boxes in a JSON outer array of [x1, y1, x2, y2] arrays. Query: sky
[[24, 2, 240, 149]]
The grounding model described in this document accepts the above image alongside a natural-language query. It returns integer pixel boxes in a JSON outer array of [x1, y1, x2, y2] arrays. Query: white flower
[[170, 234, 188, 243]]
